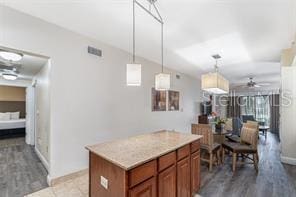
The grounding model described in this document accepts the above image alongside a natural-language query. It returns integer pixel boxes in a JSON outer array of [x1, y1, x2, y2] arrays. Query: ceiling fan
[[0, 64, 21, 81], [235, 77, 270, 89]]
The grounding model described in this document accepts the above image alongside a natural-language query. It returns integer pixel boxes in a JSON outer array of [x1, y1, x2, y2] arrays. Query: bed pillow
[[0, 112, 11, 121], [10, 112, 20, 120]]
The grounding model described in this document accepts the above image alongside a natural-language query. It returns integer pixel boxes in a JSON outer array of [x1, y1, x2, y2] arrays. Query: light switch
[[100, 176, 108, 189]]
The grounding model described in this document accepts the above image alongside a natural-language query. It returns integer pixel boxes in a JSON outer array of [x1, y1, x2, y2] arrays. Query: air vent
[[88, 46, 102, 57]]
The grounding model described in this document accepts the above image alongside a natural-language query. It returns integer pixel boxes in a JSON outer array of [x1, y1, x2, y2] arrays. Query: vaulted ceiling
[[2, 0, 296, 87]]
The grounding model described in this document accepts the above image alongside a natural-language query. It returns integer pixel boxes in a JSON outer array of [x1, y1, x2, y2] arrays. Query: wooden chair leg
[[222, 148, 225, 164], [216, 149, 221, 165], [209, 153, 213, 172], [253, 153, 259, 172], [256, 151, 259, 161], [232, 153, 237, 172]]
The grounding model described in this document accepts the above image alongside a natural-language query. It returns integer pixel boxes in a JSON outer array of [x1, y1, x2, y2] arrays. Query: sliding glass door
[[241, 96, 270, 126]]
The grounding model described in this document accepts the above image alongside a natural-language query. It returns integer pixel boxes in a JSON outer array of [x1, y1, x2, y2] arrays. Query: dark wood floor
[[199, 132, 296, 197], [0, 137, 48, 197]]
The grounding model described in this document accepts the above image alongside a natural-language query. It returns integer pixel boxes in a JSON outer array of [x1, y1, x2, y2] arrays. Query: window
[[241, 96, 270, 126]]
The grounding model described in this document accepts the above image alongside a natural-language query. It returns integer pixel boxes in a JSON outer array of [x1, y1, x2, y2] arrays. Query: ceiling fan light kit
[[0, 51, 23, 62], [201, 54, 229, 94], [2, 73, 18, 80]]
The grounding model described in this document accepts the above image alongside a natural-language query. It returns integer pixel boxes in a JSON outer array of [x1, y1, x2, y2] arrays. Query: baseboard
[[49, 168, 88, 186], [34, 147, 50, 171], [280, 154, 296, 165], [47, 174, 52, 186]]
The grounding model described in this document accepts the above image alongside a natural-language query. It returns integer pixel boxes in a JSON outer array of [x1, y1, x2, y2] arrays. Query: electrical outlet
[[100, 176, 108, 189]]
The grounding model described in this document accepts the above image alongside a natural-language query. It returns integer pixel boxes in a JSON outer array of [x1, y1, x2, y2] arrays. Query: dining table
[[213, 130, 229, 144]]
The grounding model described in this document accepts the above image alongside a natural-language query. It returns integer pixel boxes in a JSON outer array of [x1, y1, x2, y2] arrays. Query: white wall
[[26, 86, 35, 145], [280, 66, 296, 165], [0, 6, 201, 180], [35, 61, 51, 165]]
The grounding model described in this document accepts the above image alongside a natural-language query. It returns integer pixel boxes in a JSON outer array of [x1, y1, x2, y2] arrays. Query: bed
[[0, 119, 26, 139]]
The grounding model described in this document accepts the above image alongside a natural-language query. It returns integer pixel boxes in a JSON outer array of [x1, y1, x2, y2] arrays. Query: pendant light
[[127, 0, 170, 90], [201, 55, 229, 94], [126, 0, 141, 86], [155, 22, 170, 91]]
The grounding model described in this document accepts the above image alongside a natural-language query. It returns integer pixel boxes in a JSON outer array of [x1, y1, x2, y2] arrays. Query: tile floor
[[25, 173, 88, 197]]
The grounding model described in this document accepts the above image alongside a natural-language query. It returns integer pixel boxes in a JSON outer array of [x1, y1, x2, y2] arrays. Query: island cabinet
[[87, 131, 202, 197]]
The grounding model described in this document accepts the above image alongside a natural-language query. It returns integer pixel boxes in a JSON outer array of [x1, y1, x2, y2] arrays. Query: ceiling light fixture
[[155, 21, 170, 91], [0, 51, 23, 62], [201, 54, 229, 94], [2, 73, 18, 80], [126, 0, 170, 90], [126, 0, 141, 86]]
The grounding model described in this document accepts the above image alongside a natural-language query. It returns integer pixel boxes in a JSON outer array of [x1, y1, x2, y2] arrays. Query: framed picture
[[168, 90, 180, 111], [152, 88, 166, 111]]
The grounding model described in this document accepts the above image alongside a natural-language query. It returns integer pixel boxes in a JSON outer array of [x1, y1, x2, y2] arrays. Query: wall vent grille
[[88, 46, 102, 57]]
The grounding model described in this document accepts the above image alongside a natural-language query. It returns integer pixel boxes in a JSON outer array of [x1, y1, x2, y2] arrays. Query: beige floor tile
[[73, 175, 89, 195], [53, 187, 84, 197], [52, 180, 77, 194], [27, 172, 90, 197], [26, 188, 56, 197]]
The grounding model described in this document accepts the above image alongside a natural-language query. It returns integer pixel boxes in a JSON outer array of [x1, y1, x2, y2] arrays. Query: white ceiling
[[2, 0, 296, 87], [0, 49, 48, 80]]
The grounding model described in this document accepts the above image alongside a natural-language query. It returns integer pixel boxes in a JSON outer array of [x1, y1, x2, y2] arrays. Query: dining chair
[[222, 125, 259, 173], [192, 124, 221, 172], [246, 120, 259, 136], [226, 117, 243, 143]]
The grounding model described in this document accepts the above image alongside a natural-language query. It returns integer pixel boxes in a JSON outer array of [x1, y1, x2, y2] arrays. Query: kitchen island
[[86, 130, 202, 197]]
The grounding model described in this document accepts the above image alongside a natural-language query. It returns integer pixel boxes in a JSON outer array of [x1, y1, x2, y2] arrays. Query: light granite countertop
[[86, 130, 203, 170]]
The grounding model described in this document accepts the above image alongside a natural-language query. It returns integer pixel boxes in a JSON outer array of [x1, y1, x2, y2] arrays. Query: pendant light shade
[[201, 72, 229, 94], [127, 63, 141, 86], [201, 54, 229, 94], [155, 22, 170, 91], [127, 0, 142, 86], [155, 73, 170, 91]]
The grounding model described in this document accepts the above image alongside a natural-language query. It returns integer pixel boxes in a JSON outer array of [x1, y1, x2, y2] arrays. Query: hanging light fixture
[[201, 54, 229, 94], [155, 21, 170, 91], [127, 0, 170, 90], [126, 0, 141, 86]]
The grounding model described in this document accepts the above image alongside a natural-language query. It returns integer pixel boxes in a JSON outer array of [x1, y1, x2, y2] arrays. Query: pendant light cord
[[133, 0, 136, 63], [161, 22, 164, 72], [133, 0, 164, 68], [215, 59, 218, 72]]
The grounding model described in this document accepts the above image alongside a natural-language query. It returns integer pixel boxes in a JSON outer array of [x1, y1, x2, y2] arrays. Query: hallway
[[0, 138, 48, 197]]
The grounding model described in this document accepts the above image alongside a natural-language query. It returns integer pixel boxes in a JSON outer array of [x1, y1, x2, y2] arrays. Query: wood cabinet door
[[158, 165, 176, 197], [177, 157, 190, 197], [129, 177, 156, 197], [191, 151, 200, 195]]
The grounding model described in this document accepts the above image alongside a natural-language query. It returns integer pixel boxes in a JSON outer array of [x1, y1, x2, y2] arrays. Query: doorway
[[0, 46, 51, 196]]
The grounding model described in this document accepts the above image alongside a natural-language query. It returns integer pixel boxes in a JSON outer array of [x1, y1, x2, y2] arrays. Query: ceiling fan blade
[[232, 85, 247, 88], [254, 84, 261, 88], [257, 83, 270, 86]]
